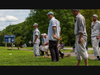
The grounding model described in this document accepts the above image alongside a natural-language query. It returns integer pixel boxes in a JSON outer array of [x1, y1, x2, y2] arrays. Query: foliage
[[0, 9, 100, 46], [15, 36, 22, 50]]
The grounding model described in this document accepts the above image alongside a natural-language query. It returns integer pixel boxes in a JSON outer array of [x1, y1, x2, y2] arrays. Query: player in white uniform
[[91, 14, 100, 61], [42, 33, 49, 56], [33, 23, 40, 57], [72, 9, 88, 66], [39, 34, 45, 56]]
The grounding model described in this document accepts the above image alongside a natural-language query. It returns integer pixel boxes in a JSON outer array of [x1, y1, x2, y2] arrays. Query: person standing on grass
[[86, 41, 88, 50], [33, 23, 40, 57], [47, 11, 60, 62], [71, 9, 88, 66], [70, 44, 75, 53], [91, 14, 100, 61]]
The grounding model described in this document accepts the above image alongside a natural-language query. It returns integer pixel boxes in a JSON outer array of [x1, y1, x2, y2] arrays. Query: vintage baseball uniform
[[43, 36, 49, 52], [48, 17, 60, 41], [33, 28, 40, 56], [48, 16, 60, 61], [39, 34, 45, 51], [91, 20, 100, 56], [74, 13, 88, 60]]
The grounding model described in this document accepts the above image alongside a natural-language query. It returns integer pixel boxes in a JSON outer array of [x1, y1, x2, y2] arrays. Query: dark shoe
[[51, 60, 56, 62], [40, 54, 44, 56], [95, 58, 100, 61], [61, 53, 64, 59]]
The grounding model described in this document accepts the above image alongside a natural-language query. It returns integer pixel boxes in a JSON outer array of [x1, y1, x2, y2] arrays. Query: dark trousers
[[59, 50, 62, 55], [49, 40, 59, 61], [40, 50, 44, 55]]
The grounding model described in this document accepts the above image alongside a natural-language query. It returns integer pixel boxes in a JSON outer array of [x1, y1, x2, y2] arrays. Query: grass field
[[0, 46, 100, 66], [21, 47, 94, 54]]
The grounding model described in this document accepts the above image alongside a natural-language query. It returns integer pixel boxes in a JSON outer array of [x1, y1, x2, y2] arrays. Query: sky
[[0, 9, 30, 31]]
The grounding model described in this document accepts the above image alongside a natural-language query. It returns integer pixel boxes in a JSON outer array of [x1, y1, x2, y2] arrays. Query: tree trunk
[[17, 45, 19, 50]]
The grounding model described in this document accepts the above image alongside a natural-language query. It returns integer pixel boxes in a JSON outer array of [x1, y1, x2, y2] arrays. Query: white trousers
[[33, 43, 40, 56], [39, 45, 49, 52], [91, 37, 100, 56], [75, 36, 88, 60]]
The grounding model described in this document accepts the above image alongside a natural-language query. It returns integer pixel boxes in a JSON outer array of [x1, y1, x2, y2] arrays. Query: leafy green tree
[[15, 36, 22, 50]]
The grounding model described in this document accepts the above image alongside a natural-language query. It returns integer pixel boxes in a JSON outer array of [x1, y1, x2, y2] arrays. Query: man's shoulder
[[36, 28, 40, 32], [77, 14, 85, 20], [97, 20, 100, 23]]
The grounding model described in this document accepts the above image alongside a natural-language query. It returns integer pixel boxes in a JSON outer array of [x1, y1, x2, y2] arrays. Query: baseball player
[[33, 23, 40, 57], [39, 34, 45, 56], [42, 33, 49, 56], [72, 9, 88, 66], [91, 14, 100, 61], [47, 11, 61, 62]]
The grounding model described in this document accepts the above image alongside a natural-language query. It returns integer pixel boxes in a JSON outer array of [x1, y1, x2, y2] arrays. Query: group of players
[[39, 33, 64, 58], [32, 9, 100, 66]]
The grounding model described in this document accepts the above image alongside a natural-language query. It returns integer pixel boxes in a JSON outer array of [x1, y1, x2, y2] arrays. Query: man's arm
[[43, 42, 49, 45], [78, 33, 83, 44], [77, 17, 84, 44], [53, 26, 56, 36], [96, 22, 100, 39], [33, 35, 38, 44]]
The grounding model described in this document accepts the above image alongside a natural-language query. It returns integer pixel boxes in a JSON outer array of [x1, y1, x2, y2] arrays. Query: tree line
[[0, 9, 100, 47]]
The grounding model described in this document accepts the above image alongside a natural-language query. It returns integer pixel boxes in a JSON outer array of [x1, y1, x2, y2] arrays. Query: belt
[[91, 36, 97, 37]]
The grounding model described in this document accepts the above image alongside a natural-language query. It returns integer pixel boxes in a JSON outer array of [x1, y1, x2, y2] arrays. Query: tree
[[15, 36, 22, 50]]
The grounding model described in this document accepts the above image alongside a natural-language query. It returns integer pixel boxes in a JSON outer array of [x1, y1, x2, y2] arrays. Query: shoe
[[61, 53, 64, 59], [95, 58, 100, 61], [51, 60, 56, 62], [70, 51, 74, 53]]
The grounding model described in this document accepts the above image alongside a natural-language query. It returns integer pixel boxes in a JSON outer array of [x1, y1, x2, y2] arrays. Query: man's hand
[[33, 41, 35, 44], [60, 36, 62, 40], [78, 33, 83, 44], [96, 36, 100, 39], [78, 38, 82, 44], [54, 34, 56, 38], [42, 43, 45, 46]]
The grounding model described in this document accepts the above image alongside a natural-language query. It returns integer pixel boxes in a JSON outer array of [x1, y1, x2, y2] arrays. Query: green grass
[[0, 46, 100, 66], [21, 47, 33, 50], [60, 49, 94, 54]]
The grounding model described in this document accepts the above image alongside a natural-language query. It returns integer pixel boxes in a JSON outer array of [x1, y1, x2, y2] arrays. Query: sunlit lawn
[[0, 46, 100, 66]]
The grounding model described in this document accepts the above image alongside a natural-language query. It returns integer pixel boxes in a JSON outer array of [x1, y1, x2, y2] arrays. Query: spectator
[[60, 42, 65, 50], [86, 42, 88, 50], [70, 44, 75, 53]]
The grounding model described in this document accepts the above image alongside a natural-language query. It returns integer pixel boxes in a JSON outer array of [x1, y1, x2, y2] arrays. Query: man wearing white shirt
[[47, 11, 60, 62], [72, 9, 88, 66], [42, 33, 49, 56], [91, 14, 100, 61], [33, 23, 40, 57]]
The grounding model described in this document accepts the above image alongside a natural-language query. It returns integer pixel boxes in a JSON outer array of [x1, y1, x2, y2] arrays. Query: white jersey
[[33, 28, 40, 43], [48, 17, 60, 41], [91, 20, 100, 37], [44, 36, 48, 43]]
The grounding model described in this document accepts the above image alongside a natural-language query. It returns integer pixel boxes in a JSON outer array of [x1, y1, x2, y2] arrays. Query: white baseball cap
[[41, 34, 44, 36], [93, 14, 98, 18], [33, 23, 38, 26], [43, 33, 47, 36]]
